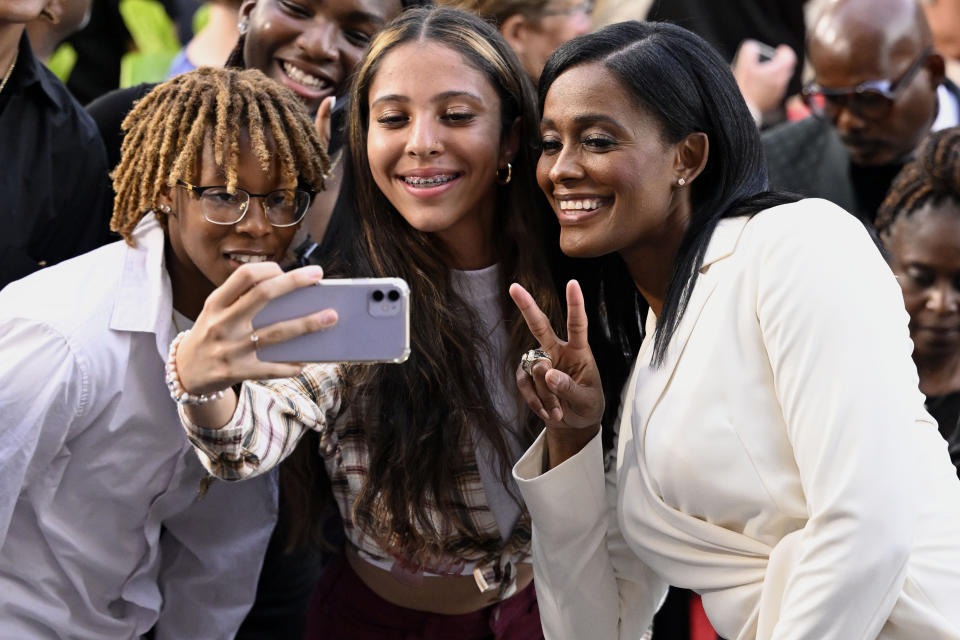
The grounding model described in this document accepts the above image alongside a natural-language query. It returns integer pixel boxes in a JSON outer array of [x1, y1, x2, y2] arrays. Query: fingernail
[[319, 310, 337, 324], [539, 409, 550, 421], [303, 266, 324, 279], [551, 408, 563, 421], [330, 96, 336, 111]]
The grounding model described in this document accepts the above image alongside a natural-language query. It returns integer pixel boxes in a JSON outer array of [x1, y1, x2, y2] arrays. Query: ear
[[499, 116, 522, 166], [673, 132, 709, 186], [238, 0, 257, 24], [499, 14, 528, 58]]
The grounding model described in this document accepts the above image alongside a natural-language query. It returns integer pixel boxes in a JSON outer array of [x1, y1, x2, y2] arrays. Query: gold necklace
[[0, 48, 18, 96]]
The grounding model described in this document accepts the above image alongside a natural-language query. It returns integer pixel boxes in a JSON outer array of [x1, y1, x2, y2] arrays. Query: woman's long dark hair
[[540, 21, 798, 391], [286, 7, 562, 560]]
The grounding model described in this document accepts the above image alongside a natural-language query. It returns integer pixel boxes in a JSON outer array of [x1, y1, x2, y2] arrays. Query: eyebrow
[[541, 113, 626, 129], [370, 90, 486, 109], [347, 10, 388, 26]]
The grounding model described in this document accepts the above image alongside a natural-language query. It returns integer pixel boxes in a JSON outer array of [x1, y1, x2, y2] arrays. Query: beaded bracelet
[[166, 330, 226, 405]]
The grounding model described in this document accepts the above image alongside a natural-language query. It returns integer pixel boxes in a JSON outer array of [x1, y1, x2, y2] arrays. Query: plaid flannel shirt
[[181, 363, 532, 597]]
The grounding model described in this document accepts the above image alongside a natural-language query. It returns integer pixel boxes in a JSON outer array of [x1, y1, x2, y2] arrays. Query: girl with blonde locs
[[0, 65, 328, 639], [174, 7, 563, 638]]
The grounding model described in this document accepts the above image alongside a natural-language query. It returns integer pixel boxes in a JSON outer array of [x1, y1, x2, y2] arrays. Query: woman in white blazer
[[508, 21, 960, 640]]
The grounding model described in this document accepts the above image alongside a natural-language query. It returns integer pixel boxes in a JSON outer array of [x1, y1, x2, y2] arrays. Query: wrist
[[544, 424, 600, 471], [166, 330, 226, 405]]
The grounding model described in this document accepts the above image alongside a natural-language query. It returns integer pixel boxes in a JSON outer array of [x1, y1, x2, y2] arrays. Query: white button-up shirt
[[0, 214, 277, 639]]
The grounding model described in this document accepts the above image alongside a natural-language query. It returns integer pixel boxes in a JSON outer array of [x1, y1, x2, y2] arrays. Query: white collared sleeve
[[0, 318, 88, 546], [181, 364, 342, 480], [754, 202, 924, 639], [514, 429, 666, 639]]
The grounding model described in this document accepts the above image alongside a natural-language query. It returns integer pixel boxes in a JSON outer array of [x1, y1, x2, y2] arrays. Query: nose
[[235, 197, 272, 237], [834, 103, 867, 136], [926, 282, 960, 314], [405, 115, 442, 158], [546, 145, 584, 185], [295, 19, 338, 62]]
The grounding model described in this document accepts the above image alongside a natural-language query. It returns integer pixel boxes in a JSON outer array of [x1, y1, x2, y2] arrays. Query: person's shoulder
[[761, 115, 830, 146], [85, 83, 157, 125], [742, 198, 873, 251], [0, 241, 127, 331]]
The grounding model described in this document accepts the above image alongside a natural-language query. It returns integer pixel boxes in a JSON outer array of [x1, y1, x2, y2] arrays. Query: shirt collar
[[110, 213, 174, 342], [933, 81, 960, 132], [12, 33, 65, 109]]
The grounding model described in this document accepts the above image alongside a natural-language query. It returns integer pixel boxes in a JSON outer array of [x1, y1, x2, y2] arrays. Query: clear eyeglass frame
[[175, 179, 314, 228], [541, 0, 594, 17]]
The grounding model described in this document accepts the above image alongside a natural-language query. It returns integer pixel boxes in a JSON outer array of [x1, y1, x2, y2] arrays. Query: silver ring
[[521, 348, 552, 376], [250, 332, 260, 349]]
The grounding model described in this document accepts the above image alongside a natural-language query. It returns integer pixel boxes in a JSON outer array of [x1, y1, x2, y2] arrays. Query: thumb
[[545, 368, 603, 421]]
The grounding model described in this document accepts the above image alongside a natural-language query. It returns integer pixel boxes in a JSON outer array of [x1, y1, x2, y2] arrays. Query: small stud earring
[[237, 20, 248, 34], [159, 204, 172, 214], [677, 177, 686, 187]]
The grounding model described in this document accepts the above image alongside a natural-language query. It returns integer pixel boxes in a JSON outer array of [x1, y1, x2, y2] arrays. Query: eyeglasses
[[802, 46, 932, 120], [541, 0, 594, 17], [176, 180, 313, 227]]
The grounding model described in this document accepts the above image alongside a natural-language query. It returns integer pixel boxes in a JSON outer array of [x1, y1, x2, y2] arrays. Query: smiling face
[[537, 62, 687, 263], [885, 201, 960, 362], [365, 41, 516, 268], [163, 132, 301, 313], [241, 0, 402, 113]]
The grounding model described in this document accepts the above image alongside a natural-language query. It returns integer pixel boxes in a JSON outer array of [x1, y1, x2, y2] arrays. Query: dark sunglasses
[[802, 46, 933, 120]]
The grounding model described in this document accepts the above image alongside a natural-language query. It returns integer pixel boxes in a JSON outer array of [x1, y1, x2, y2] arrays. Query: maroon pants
[[304, 554, 544, 640]]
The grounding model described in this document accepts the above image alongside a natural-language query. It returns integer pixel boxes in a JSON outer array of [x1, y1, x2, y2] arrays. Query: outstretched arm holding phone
[[175, 262, 336, 429]]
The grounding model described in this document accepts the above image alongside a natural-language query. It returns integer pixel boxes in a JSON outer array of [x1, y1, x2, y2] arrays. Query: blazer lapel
[[633, 216, 752, 447]]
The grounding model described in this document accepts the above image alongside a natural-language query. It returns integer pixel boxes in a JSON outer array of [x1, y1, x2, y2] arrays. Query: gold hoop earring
[[496, 163, 512, 185]]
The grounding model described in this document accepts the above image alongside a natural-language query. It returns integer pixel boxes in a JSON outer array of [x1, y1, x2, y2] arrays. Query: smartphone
[[252, 278, 410, 364]]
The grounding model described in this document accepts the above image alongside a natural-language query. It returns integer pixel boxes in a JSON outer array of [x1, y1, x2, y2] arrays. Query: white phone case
[[252, 277, 410, 364]]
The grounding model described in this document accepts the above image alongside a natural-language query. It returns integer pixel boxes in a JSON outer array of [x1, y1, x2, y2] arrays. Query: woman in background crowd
[[438, 0, 591, 83], [878, 126, 960, 478]]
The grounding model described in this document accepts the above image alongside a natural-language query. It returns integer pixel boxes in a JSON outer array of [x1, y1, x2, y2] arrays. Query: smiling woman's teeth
[[228, 254, 268, 264], [282, 62, 326, 89], [559, 199, 602, 211], [403, 175, 456, 187]]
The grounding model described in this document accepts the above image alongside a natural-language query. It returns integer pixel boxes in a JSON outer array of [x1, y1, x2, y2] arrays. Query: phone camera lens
[[372, 290, 385, 302], [387, 290, 400, 302]]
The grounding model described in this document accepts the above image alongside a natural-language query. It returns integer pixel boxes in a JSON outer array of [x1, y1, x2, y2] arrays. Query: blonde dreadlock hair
[[110, 66, 329, 244]]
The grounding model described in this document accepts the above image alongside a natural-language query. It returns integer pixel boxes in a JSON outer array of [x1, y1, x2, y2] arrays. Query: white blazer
[[515, 199, 960, 640]]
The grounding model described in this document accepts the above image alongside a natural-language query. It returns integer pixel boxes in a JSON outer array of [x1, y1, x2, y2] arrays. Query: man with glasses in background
[[762, 0, 959, 224]]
